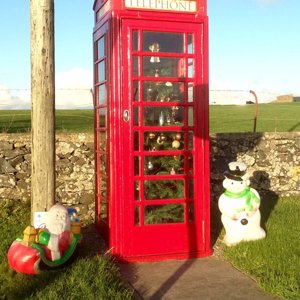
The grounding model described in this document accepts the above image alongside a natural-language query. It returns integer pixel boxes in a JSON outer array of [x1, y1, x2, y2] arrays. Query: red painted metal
[[93, 0, 212, 261]]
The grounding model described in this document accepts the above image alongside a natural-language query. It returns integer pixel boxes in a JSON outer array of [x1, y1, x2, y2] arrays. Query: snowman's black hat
[[224, 164, 247, 181]]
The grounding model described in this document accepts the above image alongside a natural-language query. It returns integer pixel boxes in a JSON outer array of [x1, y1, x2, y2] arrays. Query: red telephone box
[[93, 0, 212, 261]]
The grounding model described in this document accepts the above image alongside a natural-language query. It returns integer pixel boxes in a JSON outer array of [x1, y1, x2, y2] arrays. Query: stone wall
[[210, 132, 300, 201], [1, 132, 299, 220], [0, 133, 95, 220]]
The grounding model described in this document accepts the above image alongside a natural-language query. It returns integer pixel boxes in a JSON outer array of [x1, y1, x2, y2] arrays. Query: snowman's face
[[223, 177, 249, 193], [45, 204, 70, 235]]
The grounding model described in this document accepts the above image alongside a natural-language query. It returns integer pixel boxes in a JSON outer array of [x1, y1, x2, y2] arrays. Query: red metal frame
[[93, 0, 211, 261]]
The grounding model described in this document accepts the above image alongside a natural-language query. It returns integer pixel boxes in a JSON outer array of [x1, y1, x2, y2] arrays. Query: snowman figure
[[218, 162, 266, 246], [38, 203, 72, 261]]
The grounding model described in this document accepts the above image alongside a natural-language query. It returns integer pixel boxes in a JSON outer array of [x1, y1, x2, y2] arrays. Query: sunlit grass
[[219, 197, 300, 300], [210, 102, 300, 133], [0, 200, 133, 300]]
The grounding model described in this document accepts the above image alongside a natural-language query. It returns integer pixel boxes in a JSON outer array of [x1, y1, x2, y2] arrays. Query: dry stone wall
[[1, 132, 299, 220], [210, 132, 300, 201], [0, 133, 95, 221]]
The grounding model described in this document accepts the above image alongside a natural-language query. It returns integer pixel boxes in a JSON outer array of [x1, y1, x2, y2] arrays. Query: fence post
[[250, 90, 258, 132]]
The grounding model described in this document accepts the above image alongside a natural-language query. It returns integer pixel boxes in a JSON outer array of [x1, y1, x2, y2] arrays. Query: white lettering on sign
[[125, 0, 196, 12]]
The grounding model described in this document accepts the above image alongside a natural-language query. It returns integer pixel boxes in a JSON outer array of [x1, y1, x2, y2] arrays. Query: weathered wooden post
[[30, 0, 55, 223]]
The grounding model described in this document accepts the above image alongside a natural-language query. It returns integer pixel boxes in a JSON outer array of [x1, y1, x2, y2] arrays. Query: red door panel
[[121, 19, 208, 260]]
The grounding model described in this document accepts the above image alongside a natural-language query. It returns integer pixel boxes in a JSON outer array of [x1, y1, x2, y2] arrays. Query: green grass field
[[210, 102, 300, 133], [0, 110, 94, 133], [220, 197, 300, 300], [0, 102, 299, 133]]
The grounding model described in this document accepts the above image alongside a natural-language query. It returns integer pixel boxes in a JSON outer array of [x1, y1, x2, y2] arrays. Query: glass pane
[[143, 57, 185, 78], [134, 131, 139, 151], [134, 107, 139, 126], [188, 58, 194, 78], [143, 32, 184, 53], [98, 84, 106, 105], [99, 132, 106, 152], [133, 56, 139, 76], [100, 203, 108, 221], [132, 30, 139, 51], [188, 202, 194, 222], [134, 206, 140, 225], [133, 81, 139, 101], [187, 34, 194, 54], [134, 156, 140, 176], [144, 131, 184, 151], [97, 36, 105, 59], [188, 107, 194, 126], [144, 155, 184, 176], [99, 159, 108, 221], [99, 153, 107, 174], [99, 108, 106, 128], [188, 131, 193, 149], [143, 81, 184, 102], [188, 179, 194, 198], [98, 60, 105, 82], [188, 83, 194, 102], [144, 106, 184, 126], [144, 179, 184, 200], [134, 181, 140, 201], [144, 204, 184, 224], [188, 155, 193, 175]]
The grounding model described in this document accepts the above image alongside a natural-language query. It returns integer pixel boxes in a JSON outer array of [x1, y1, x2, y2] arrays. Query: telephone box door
[[121, 19, 209, 260]]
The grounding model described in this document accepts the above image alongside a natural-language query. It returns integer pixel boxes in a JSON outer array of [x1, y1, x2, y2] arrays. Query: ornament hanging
[[147, 161, 154, 170], [159, 111, 164, 126], [170, 168, 176, 175], [149, 132, 156, 139], [175, 133, 182, 140], [157, 134, 166, 145], [166, 113, 171, 124], [149, 42, 160, 63], [172, 140, 180, 149]]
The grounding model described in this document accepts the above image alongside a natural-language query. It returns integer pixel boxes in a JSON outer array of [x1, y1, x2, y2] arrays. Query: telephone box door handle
[[123, 110, 130, 122]]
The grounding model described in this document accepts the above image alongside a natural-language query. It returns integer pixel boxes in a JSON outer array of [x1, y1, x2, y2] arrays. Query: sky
[[0, 0, 299, 108]]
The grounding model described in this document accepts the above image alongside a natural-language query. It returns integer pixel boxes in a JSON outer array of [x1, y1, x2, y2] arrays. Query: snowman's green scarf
[[224, 187, 260, 212]]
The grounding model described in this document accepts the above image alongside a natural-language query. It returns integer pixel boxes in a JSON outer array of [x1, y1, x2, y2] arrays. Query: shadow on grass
[[288, 121, 300, 132]]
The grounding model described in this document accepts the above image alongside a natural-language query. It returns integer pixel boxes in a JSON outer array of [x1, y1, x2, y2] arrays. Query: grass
[[0, 200, 133, 300], [0, 102, 300, 133], [217, 197, 300, 300], [0, 110, 94, 133], [210, 102, 300, 133], [1, 199, 299, 299]]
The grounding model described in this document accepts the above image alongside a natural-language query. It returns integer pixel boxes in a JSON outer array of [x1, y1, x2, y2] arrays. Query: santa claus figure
[[218, 162, 266, 246], [38, 203, 72, 261]]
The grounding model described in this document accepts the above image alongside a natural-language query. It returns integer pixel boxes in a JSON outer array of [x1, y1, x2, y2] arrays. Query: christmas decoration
[[149, 42, 160, 63], [172, 140, 180, 149], [218, 162, 266, 246], [175, 133, 182, 140], [147, 161, 154, 170], [159, 111, 164, 126], [170, 168, 176, 175], [7, 204, 81, 275]]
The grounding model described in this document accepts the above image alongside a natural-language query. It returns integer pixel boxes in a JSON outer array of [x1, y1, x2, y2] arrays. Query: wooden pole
[[30, 0, 55, 224]]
